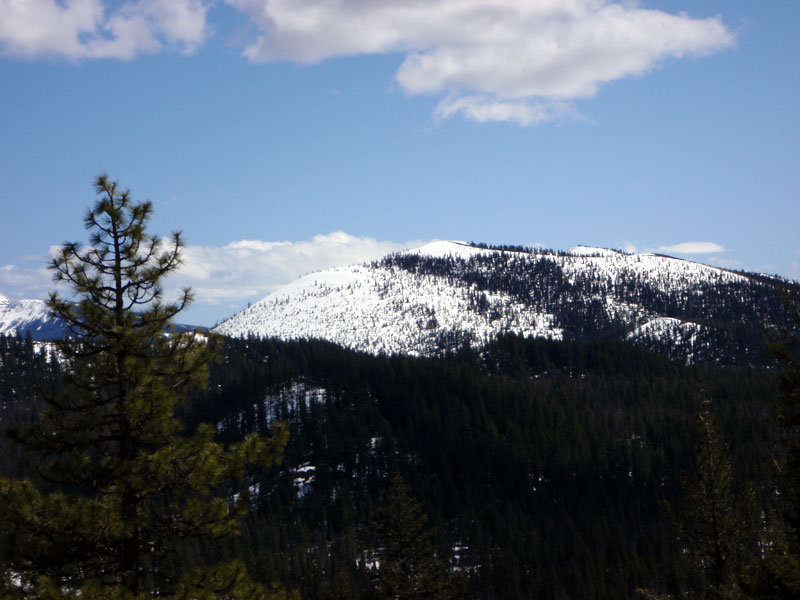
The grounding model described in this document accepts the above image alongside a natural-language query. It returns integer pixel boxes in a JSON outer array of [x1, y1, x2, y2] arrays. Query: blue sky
[[1, 0, 798, 326]]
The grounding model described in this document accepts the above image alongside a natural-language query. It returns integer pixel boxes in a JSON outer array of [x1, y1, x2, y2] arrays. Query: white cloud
[[1, 1, 734, 125], [0, 232, 423, 324], [0, 0, 209, 60], [655, 241, 725, 255], [144, 0, 209, 51], [434, 95, 577, 127], [230, 0, 735, 125], [170, 231, 421, 309], [225, 240, 292, 252], [0, 264, 53, 299]]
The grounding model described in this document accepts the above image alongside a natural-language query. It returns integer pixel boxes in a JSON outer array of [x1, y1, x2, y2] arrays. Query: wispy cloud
[[706, 256, 742, 270], [1, 1, 735, 126], [0, 264, 53, 299], [434, 95, 578, 127], [655, 241, 725, 255]]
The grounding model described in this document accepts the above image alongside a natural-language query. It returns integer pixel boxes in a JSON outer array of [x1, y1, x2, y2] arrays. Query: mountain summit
[[213, 241, 788, 364], [0, 293, 66, 340]]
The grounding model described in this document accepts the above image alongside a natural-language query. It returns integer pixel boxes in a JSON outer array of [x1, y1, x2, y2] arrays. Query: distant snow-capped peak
[[0, 294, 65, 340]]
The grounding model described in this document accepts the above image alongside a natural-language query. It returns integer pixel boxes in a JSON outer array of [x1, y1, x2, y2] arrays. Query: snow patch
[[403, 240, 492, 260], [568, 246, 621, 256], [626, 317, 702, 343], [293, 463, 316, 498]]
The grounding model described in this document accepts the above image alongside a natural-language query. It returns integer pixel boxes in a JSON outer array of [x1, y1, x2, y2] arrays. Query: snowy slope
[[626, 317, 706, 363], [217, 379, 330, 499], [213, 241, 785, 363], [214, 259, 560, 356], [555, 247, 748, 291], [404, 240, 493, 260]]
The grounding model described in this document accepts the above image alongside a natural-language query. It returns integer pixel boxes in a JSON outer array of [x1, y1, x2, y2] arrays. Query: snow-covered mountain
[[0, 291, 207, 341], [213, 241, 790, 364], [0, 293, 66, 340]]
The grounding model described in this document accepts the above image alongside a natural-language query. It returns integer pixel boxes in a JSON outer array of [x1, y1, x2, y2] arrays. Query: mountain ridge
[[0, 294, 66, 340], [213, 240, 791, 364], [0, 294, 206, 341]]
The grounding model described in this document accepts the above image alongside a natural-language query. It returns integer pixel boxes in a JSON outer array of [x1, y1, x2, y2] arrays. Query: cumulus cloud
[[655, 241, 725, 255], [0, 0, 209, 60], [168, 231, 421, 321], [230, 0, 735, 125], [1, 1, 734, 125], [0, 232, 422, 324]]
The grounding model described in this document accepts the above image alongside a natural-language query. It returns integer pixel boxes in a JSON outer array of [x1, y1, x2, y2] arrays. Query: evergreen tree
[[769, 287, 800, 544], [639, 392, 750, 600], [373, 474, 465, 600], [0, 175, 289, 599], [318, 568, 359, 600], [742, 286, 800, 598], [673, 392, 749, 599]]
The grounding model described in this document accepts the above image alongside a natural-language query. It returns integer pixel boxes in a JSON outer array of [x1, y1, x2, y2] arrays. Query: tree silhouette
[[674, 393, 748, 599], [743, 286, 800, 598], [373, 474, 465, 600]]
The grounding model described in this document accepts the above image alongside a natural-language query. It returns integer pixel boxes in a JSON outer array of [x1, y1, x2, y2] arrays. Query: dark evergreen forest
[[1, 331, 781, 598]]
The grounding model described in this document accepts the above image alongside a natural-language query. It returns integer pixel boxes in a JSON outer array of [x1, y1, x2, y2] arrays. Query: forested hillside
[[377, 247, 789, 364], [0, 327, 788, 598], [0, 324, 790, 599], [178, 334, 781, 596]]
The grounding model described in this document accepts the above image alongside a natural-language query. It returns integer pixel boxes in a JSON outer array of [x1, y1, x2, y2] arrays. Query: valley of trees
[[0, 176, 798, 598]]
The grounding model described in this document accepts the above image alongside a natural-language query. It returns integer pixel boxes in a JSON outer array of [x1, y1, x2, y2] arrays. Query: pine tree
[[0, 175, 290, 599], [372, 474, 465, 600], [318, 568, 358, 600], [673, 392, 749, 600], [742, 286, 800, 598], [769, 287, 800, 543]]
